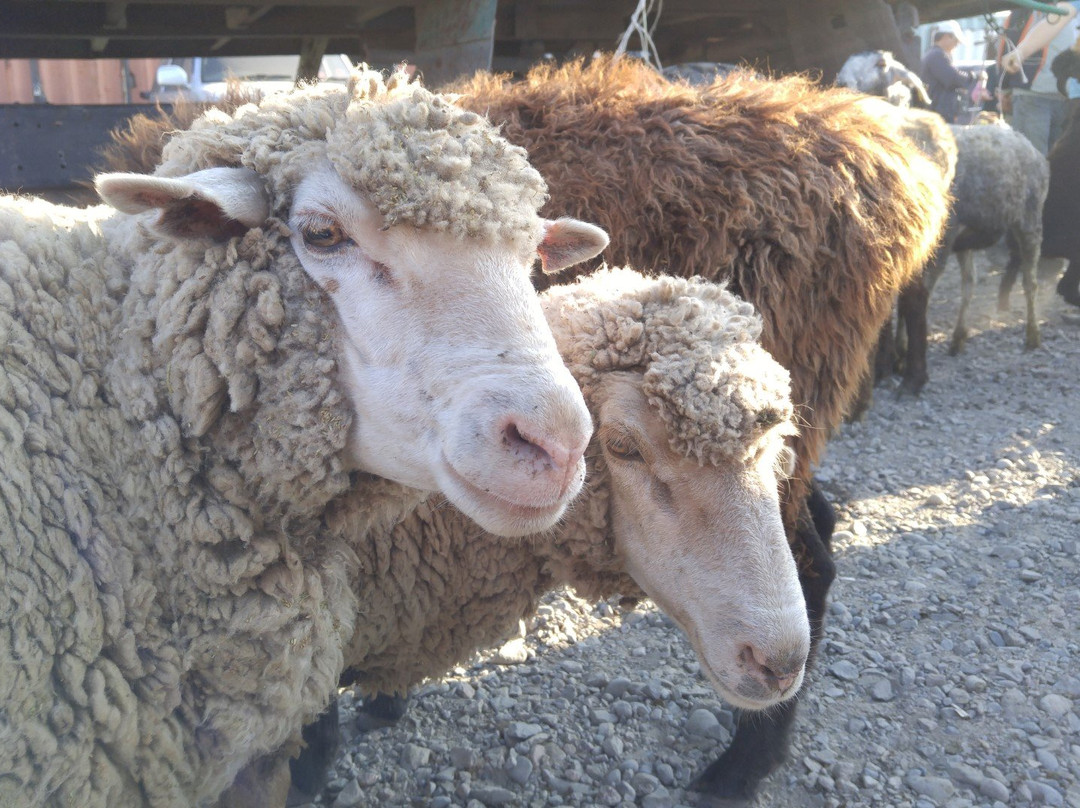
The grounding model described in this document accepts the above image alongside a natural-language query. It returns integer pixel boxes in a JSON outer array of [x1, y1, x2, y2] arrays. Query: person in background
[[921, 20, 987, 122], [1001, 0, 1080, 155]]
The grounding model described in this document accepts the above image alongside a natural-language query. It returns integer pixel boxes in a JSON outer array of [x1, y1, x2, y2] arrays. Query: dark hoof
[[356, 692, 409, 732], [1025, 332, 1042, 351], [1055, 277, 1080, 307], [896, 375, 926, 398], [997, 295, 1011, 313], [947, 334, 966, 356]]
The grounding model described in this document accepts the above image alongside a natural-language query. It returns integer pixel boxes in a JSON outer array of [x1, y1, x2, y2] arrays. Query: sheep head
[[543, 268, 809, 710], [837, 50, 931, 107], [93, 66, 610, 537]]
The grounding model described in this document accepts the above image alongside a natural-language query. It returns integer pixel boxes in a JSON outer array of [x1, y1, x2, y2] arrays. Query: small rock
[[925, 492, 951, 507], [601, 735, 624, 757], [489, 637, 528, 665], [829, 660, 860, 682], [1039, 694, 1072, 718], [685, 708, 724, 740], [506, 754, 533, 785], [979, 777, 1011, 802], [399, 744, 430, 770], [505, 722, 544, 742], [450, 747, 477, 769], [605, 676, 633, 698], [870, 679, 895, 702], [631, 772, 661, 795], [905, 773, 955, 802], [331, 779, 363, 808], [469, 786, 516, 806]]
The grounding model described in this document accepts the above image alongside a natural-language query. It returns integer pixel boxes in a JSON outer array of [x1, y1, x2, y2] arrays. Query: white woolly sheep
[[264, 268, 810, 803], [836, 50, 932, 107], [0, 67, 610, 808]]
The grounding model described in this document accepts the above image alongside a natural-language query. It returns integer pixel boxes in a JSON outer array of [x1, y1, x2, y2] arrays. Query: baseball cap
[[935, 19, 969, 45]]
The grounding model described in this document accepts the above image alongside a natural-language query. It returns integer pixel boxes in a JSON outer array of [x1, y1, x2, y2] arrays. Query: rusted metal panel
[[414, 0, 496, 87], [0, 103, 162, 194], [1, 58, 160, 104]]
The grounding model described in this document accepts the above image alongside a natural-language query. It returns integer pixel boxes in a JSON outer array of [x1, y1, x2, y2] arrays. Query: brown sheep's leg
[[1057, 257, 1080, 306], [287, 701, 341, 803], [896, 277, 929, 395], [692, 485, 835, 804], [217, 747, 294, 808], [288, 691, 410, 801]]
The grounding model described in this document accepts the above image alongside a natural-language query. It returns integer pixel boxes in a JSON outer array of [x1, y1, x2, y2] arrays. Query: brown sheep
[[448, 58, 950, 801], [97, 59, 951, 801]]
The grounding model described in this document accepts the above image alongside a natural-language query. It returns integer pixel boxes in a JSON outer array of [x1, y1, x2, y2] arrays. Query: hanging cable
[[613, 0, 664, 70]]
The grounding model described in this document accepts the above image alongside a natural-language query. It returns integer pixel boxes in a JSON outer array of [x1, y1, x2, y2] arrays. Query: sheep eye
[[302, 221, 349, 250], [605, 435, 642, 462], [756, 408, 782, 427]]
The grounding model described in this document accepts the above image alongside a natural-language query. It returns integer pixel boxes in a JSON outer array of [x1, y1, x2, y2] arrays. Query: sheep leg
[[998, 231, 1021, 312], [949, 251, 976, 355], [1057, 258, 1080, 306], [896, 277, 929, 395], [692, 491, 835, 803], [287, 701, 341, 802], [1014, 227, 1042, 350], [217, 748, 294, 808]]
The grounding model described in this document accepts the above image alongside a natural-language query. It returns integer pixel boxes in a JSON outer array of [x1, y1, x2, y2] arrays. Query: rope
[[613, 0, 664, 70]]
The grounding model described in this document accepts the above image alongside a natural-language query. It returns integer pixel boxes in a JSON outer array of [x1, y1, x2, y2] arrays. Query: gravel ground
[[307, 250, 1080, 808]]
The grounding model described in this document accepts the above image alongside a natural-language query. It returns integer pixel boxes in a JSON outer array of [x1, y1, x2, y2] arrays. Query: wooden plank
[[414, 0, 496, 85], [0, 102, 161, 192]]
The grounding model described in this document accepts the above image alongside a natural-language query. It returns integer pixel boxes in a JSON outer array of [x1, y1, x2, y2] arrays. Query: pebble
[[1040, 694, 1073, 718], [468, 786, 516, 806], [399, 744, 430, 770], [684, 709, 724, 740], [506, 722, 544, 742], [829, 660, 860, 682], [331, 779, 362, 808]]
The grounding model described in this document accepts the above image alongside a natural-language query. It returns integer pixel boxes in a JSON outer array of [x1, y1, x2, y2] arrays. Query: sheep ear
[[95, 167, 270, 241], [891, 64, 932, 106], [537, 218, 610, 274]]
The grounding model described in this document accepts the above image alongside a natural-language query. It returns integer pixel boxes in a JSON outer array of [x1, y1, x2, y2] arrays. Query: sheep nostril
[[739, 644, 802, 693], [502, 422, 555, 468]]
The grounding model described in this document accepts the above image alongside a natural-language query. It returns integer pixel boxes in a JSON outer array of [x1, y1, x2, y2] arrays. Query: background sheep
[[837, 49, 1048, 392], [95, 58, 952, 800], [0, 68, 610, 808], [836, 50, 932, 107], [267, 268, 811, 803], [921, 123, 1048, 356], [998, 49, 1080, 310]]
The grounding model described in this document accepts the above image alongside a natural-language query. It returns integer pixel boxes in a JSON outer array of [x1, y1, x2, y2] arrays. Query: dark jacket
[[920, 45, 979, 123]]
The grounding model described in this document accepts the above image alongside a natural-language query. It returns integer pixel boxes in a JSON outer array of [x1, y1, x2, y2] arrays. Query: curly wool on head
[[156, 65, 549, 243], [544, 267, 796, 465]]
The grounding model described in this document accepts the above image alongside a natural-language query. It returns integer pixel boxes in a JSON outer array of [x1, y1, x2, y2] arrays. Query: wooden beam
[[297, 35, 329, 80], [414, 0, 496, 85], [3, 3, 405, 39]]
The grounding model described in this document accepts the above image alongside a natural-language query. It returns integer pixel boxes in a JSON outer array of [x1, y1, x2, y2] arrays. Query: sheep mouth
[[680, 620, 797, 712], [440, 456, 567, 526]]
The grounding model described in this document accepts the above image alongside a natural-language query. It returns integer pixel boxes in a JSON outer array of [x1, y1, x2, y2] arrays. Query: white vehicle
[[150, 54, 354, 103]]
